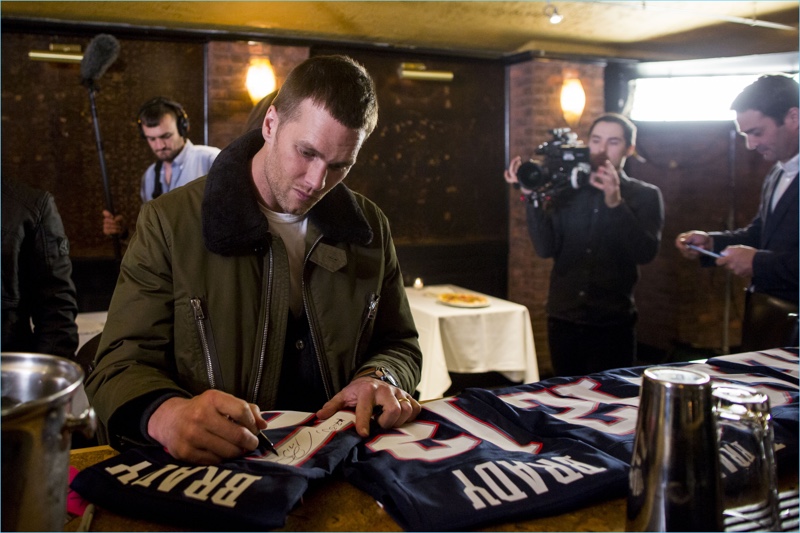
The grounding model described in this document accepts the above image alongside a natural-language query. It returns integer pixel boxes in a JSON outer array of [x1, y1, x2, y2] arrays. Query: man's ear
[[784, 107, 799, 129], [626, 143, 636, 158], [262, 105, 278, 141]]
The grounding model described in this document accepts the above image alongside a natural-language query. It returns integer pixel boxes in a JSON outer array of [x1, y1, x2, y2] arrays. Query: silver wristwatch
[[357, 366, 399, 388]]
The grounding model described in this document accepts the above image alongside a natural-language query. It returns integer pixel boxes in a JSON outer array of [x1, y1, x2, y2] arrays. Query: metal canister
[[1, 352, 96, 531], [626, 366, 723, 532]]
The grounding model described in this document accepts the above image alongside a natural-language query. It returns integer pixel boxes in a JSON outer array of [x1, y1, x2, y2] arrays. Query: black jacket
[[708, 166, 798, 305], [526, 172, 664, 326], [2, 180, 78, 358]]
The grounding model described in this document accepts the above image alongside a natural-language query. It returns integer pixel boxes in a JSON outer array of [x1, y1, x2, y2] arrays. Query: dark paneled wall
[[313, 46, 508, 296], [2, 31, 207, 259], [2, 28, 508, 311], [631, 122, 769, 352]]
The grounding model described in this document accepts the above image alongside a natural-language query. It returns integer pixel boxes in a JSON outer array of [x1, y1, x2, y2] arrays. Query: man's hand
[[102, 209, 128, 237], [675, 231, 713, 259], [589, 159, 622, 208], [716, 245, 757, 278], [147, 389, 267, 465], [316, 377, 421, 437], [504, 156, 533, 195]]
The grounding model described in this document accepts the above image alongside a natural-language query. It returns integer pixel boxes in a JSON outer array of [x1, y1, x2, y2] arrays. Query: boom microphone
[[81, 33, 122, 260], [80, 34, 120, 87]]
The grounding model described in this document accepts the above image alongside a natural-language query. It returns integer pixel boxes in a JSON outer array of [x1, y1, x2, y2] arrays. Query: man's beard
[[156, 149, 176, 162]]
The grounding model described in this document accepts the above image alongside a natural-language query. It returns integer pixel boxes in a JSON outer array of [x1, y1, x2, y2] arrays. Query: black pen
[[257, 430, 279, 456], [227, 415, 278, 456]]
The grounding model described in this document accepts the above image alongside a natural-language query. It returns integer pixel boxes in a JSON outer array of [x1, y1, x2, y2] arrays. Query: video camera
[[516, 128, 592, 208]]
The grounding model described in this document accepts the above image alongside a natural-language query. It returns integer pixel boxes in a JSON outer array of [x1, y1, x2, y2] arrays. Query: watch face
[[358, 366, 399, 387], [377, 367, 399, 387]]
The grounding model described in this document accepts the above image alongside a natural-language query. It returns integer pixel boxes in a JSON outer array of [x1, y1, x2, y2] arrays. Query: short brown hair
[[731, 74, 799, 125], [589, 113, 637, 148], [272, 55, 378, 136]]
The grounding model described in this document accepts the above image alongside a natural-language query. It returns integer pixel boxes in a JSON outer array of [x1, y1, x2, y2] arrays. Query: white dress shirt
[[771, 153, 798, 211]]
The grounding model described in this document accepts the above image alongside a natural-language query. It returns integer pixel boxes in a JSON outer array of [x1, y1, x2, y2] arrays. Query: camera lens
[[569, 163, 592, 189], [516, 160, 548, 190]]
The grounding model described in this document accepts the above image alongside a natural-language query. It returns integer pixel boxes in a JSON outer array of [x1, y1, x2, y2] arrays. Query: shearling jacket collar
[[202, 129, 373, 256]]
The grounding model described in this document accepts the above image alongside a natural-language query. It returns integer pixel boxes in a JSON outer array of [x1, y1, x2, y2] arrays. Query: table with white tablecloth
[[75, 311, 107, 350], [75, 290, 540, 403], [404, 285, 539, 400]]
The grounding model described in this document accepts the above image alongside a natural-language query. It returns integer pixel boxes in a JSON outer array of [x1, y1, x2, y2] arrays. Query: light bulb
[[544, 4, 563, 24], [561, 78, 586, 128], [246, 58, 277, 105]]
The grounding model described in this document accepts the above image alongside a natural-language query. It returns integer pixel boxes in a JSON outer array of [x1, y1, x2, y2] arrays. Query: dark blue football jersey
[[70, 411, 364, 530], [71, 349, 798, 531], [344, 348, 798, 531]]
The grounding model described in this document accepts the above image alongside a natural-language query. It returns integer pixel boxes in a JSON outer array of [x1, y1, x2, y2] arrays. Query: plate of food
[[436, 292, 491, 308]]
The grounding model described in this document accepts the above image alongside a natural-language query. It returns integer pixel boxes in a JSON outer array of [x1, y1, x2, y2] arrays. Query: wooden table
[[405, 285, 539, 401], [66, 445, 627, 532], [67, 445, 799, 532]]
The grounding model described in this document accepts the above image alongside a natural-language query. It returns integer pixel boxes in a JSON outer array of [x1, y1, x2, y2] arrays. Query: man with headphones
[[102, 97, 221, 237]]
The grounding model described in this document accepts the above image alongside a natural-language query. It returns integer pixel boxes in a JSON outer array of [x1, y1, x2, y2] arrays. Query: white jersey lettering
[[475, 462, 528, 503], [551, 455, 608, 475], [500, 379, 639, 436], [453, 468, 502, 510], [369, 419, 480, 461], [131, 464, 179, 487], [495, 461, 548, 494], [531, 457, 584, 484], [104, 461, 152, 484], [183, 466, 231, 501], [157, 466, 205, 492], [209, 473, 262, 508], [424, 398, 541, 454]]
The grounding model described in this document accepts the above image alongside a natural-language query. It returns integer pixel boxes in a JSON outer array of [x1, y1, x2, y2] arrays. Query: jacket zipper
[[353, 292, 380, 364], [251, 250, 272, 404], [190, 298, 216, 389], [302, 235, 333, 400]]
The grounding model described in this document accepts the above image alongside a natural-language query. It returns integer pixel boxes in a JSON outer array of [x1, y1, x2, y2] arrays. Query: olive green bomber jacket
[[85, 130, 422, 447]]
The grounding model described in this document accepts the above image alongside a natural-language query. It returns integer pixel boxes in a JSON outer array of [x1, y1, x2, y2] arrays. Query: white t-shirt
[[259, 205, 308, 317]]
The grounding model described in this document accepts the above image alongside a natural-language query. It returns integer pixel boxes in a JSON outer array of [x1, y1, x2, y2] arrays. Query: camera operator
[[503, 113, 664, 376]]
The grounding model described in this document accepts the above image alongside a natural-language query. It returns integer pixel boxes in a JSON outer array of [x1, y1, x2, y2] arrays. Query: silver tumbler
[[626, 367, 723, 532], [713, 383, 781, 531]]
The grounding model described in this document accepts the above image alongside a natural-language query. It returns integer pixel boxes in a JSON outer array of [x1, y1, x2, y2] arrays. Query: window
[[630, 73, 800, 122], [624, 52, 799, 122]]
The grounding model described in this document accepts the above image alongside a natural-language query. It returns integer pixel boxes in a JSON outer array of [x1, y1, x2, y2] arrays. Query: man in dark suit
[[676, 74, 798, 348]]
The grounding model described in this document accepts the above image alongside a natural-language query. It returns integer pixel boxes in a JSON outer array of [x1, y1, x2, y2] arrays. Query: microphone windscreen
[[80, 34, 120, 85]]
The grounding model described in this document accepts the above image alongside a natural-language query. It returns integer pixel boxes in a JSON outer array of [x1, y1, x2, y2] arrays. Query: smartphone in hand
[[686, 243, 722, 259]]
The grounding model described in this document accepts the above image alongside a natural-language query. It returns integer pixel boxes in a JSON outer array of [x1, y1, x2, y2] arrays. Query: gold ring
[[398, 398, 411, 404]]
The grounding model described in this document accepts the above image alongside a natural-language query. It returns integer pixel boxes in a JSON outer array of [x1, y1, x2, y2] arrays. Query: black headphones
[[137, 97, 190, 138]]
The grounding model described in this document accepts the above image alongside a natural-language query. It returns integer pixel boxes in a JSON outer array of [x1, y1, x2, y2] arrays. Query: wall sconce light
[[544, 3, 563, 24], [246, 58, 277, 105], [560, 78, 586, 128], [28, 43, 83, 63], [398, 62, 454, 82]]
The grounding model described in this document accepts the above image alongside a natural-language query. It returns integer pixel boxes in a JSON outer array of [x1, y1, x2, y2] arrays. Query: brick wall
[[506, 60, 767, 374], [207, 41, 309, 149], [506, 59, 606, 378]]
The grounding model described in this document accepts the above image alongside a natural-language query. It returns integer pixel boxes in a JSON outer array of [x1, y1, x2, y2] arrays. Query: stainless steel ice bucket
[[1, 352, 96, 531], [626, 366, 723, 532]]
